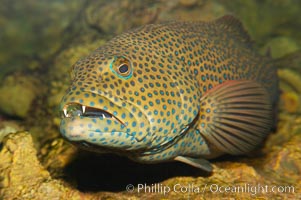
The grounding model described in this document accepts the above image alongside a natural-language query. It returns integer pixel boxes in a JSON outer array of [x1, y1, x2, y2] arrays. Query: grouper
[[59, 15, 278, 172]]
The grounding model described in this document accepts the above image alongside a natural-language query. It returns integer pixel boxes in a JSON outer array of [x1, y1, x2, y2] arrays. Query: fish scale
[[59, 15, 278, 171]]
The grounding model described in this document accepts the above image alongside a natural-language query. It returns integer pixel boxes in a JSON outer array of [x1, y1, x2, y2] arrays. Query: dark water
[[65, 153, 212, 192]]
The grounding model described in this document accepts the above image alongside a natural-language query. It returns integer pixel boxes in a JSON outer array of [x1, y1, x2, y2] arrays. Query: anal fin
[[198, 80, 273, 155], [175, 156, 213, 172]]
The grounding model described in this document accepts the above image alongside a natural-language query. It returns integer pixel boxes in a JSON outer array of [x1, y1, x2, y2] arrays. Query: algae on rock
[[0, 74, 39, 118]]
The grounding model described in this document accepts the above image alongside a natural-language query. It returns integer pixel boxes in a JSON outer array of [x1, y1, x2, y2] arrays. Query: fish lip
[[61, 102, 125, 126], [71, 140, 140, 154]]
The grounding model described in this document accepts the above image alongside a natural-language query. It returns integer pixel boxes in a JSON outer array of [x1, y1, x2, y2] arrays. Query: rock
[[40, 138, 77, 177], [0, 0, 86, 78], [0, 132, 49, 198], [220, 0, 301, 42], [261, 37, 300, 58], [179, 0, 199, 7], [273, 50, 301, 73], [278, 69, 301, 107], [263, 135, 301, 183], [0, 120, 22, 142], [0, 132, 83, 199], [276, 68, 301, 114], [158, 0, 227, 22], [0, 74, 39, 118], [280, 91, 300, 113], [85, 0, 158, 35]]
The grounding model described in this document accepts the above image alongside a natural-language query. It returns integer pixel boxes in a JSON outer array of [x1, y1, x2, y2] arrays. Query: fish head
[[59, 46, 201, 154]]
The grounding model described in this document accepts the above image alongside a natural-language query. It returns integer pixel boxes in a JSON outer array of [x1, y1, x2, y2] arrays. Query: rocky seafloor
[[0, 0, 301, 199]]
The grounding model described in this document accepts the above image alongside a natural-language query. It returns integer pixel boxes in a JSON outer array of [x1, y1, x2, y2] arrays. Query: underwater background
[[0, 0, 300, 199]]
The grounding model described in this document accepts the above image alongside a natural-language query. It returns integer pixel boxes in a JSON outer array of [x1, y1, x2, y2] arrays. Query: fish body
[[59, 15, 278, 171]]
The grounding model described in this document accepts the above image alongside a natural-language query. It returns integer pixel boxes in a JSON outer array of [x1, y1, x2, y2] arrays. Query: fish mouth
[[59, 101, 150, 151], [61, 103, 125, 125]]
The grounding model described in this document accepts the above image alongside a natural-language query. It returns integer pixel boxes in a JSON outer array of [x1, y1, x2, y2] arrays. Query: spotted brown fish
[[59, 15, 278, 172]]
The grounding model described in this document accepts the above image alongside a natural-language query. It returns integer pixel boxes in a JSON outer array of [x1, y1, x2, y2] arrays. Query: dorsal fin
[[213, 15, 254, 48]]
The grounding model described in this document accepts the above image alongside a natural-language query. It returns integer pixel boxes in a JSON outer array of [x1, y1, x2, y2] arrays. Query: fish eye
[[110, 56, 133, 79], [118, 64, 129, 74]]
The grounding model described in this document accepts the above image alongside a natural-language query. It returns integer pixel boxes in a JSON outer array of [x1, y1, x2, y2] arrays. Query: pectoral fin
[[198, 80, 272, 155], [175, 156, 213, 172]]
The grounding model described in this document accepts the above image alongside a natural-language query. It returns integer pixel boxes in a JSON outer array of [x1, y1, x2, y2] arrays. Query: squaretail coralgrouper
[[59, 15, 278, 172]]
